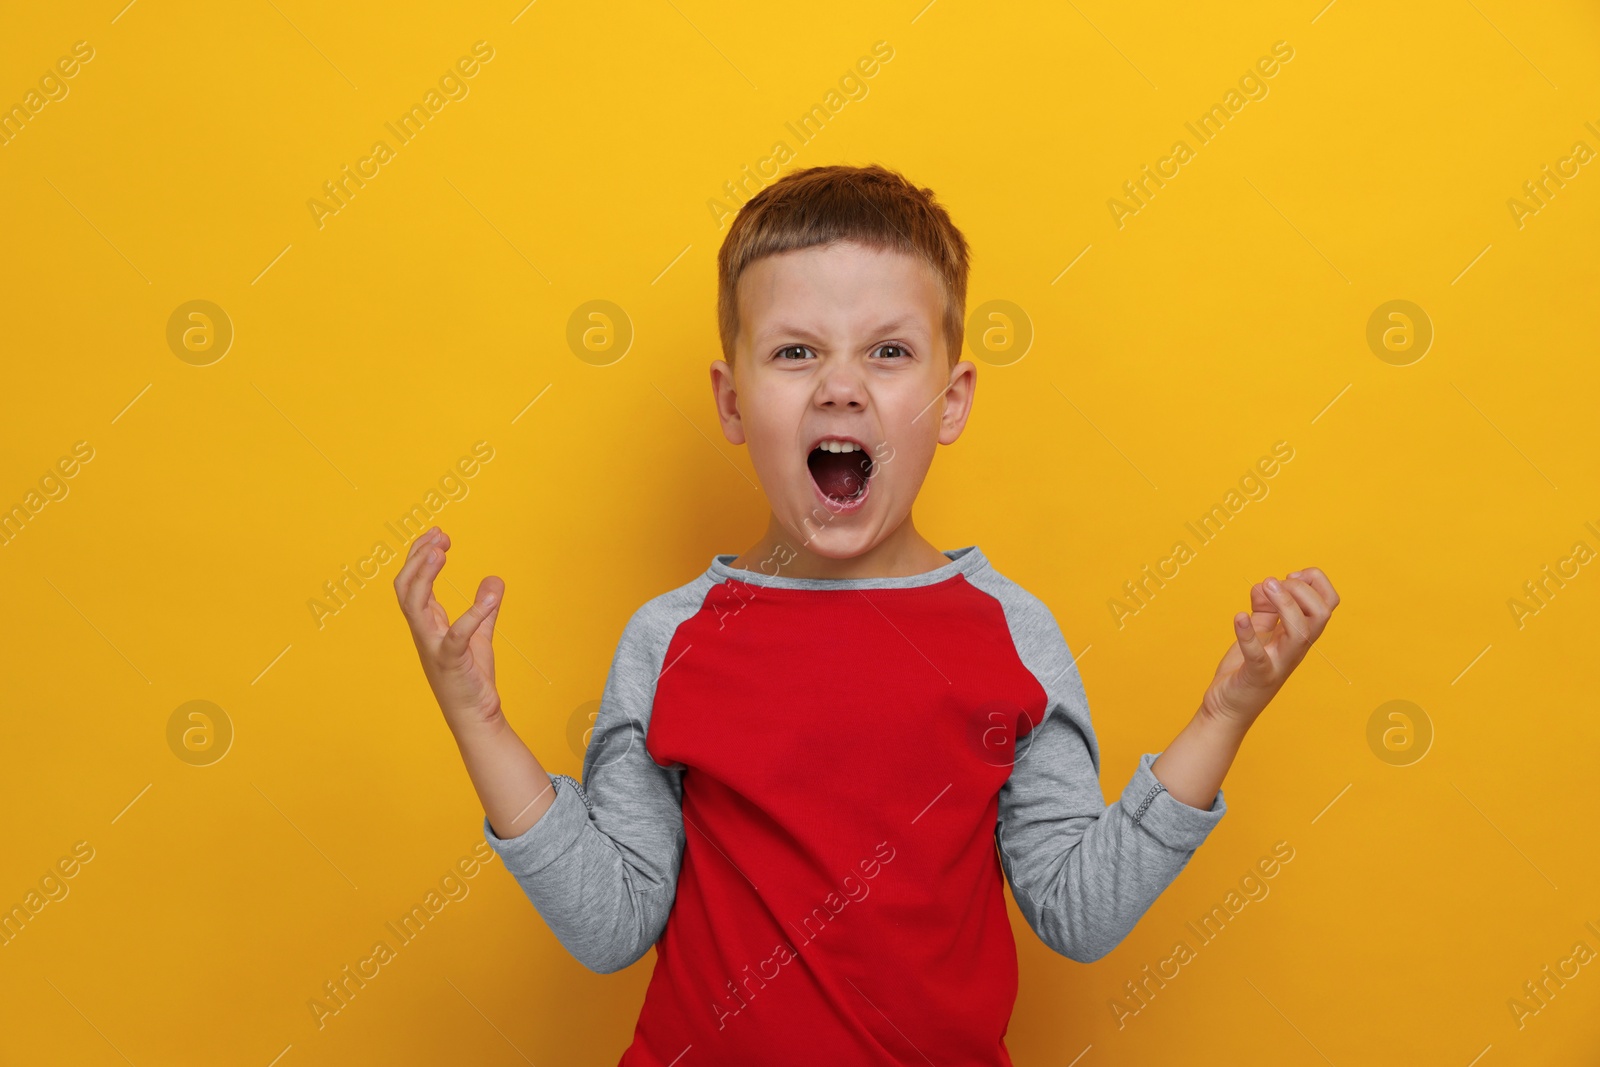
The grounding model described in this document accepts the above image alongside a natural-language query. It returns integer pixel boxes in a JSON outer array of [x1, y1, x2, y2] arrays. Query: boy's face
[[709, 240, 976, 560]]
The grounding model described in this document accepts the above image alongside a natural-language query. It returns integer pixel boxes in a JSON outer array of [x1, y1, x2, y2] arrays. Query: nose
[[813, 358, 867, 410]]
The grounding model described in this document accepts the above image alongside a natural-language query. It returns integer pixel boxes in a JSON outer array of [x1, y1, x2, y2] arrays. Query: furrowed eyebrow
[[867, 317, 920, 336], [759, 324, 829, 345], [757, 318, 925, 346]]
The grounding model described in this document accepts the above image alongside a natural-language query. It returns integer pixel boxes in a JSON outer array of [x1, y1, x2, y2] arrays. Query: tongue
[[809, 449, 868, 499]]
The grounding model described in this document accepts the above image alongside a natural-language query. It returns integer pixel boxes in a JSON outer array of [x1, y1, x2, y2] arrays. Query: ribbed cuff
[[1118, 751, 1226, 851], [481, 773, 588, 875]]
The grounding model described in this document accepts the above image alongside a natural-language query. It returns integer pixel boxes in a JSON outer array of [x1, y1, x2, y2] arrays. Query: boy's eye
[[773, 343, 909, 360]]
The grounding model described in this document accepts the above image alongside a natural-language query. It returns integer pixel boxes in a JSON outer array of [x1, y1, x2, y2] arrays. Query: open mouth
[[806, 437, 875, 512]]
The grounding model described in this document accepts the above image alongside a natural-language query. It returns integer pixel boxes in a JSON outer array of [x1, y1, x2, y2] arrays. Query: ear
[[709, 358, 746, 446], [937, 360, 977, 445]]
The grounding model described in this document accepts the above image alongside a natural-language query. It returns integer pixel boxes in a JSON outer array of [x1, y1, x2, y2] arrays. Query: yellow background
[[3, 1, 1597, 1063]]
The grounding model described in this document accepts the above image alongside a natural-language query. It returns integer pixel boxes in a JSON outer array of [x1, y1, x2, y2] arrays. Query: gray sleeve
[[976, 571, 1227, 963], [480, 596, 690, 974]]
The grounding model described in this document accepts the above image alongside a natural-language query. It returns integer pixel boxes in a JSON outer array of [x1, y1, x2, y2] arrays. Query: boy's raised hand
[[394, 526, 507, 732], [1200, 567, 1340, 729]]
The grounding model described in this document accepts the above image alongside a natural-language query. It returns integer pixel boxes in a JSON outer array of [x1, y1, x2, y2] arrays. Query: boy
[[395, 164, 1339, 1065]]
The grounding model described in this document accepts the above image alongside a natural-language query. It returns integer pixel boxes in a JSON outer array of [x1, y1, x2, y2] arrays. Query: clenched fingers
[[442, 577, 503, 658], [395, 528, 449, 624], [1260, 577, 1311, 647], [1288, 567, 1340, 611]]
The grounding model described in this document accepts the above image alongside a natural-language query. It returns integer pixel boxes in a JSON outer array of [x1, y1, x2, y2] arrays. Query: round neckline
[[706, 544, 988, 591]]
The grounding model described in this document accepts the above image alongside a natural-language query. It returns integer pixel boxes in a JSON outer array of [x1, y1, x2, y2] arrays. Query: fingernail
[[484, 592, 497, 606], [1265, 577, 1281, 592], [1289, 570, 1302, 579]]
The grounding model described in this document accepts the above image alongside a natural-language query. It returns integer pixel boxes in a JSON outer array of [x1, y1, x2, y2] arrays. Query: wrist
[[1195, 695, 1256, 742], [447, 699, 511, 745]]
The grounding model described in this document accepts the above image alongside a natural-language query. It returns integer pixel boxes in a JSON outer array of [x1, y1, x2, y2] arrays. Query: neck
[[727, 513, 950, 580]]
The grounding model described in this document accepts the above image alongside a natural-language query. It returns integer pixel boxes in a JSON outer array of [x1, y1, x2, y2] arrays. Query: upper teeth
[[818, 440, 861, 453]]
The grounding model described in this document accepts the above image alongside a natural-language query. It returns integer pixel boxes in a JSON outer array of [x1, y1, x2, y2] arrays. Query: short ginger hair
[[716, 163, 971, 368]]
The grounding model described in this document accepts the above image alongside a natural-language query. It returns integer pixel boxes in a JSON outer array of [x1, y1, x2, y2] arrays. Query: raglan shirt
[[483, 546, 1227, 1066]]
